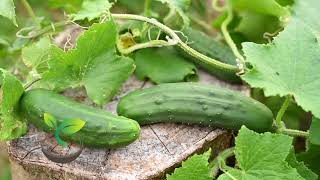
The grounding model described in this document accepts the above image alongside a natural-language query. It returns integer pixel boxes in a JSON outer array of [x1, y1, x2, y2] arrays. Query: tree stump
[[7, 71, 248, 180]]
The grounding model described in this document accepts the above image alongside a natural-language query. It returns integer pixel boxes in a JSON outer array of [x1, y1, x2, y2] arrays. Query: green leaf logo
[[60, 118, 86, 135], [43, 113, 57, 129], [55, 118, 86, 147]]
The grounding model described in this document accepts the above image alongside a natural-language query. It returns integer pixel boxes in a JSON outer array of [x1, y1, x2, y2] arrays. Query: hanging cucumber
[[178, 28, 242, 84], [19, 89, 140, 148], [117, 83, 273, 132]]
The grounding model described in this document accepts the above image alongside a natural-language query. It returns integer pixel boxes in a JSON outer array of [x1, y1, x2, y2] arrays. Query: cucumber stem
[[21, 0, 37, 22], [117, 40, 173, 55], [112, 13, 240, 73], [209, 147, 235, 177], [144, 0, 151, 17], [280, 128, 309, 138], [275, 95, 291, 129], [221, 0, 245, 71]]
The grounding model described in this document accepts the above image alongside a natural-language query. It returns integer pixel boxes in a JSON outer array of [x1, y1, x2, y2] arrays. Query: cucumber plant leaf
[[43, 20, 135, 105], [0, 0, 17, 26], [135, 48, 198, 84], [286, 149, 318, 180], [293, 0, 320, 35], [22, 36, 51, 75], [70, 0, 112, 21], [218, 126, 304, 180], [0, 69, 27, 140], [309, 117, 320, 145], [241, 19, 320, 119], [166, 149, 212, 180], [231, 0, 290, 18], [43, 113, 57, 130], [48, 0, 83, 13], [297, 144, 320, 176], [156, 0, 191, 28]]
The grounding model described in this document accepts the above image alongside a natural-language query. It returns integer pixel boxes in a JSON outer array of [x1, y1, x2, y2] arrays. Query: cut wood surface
[[8, 71, 248, 180]]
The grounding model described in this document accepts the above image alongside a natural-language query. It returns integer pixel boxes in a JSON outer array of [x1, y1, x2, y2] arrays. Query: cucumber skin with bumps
[[117, 83, 273, 132], [178, 28, 242, 84], [19, 89, 140, 148]]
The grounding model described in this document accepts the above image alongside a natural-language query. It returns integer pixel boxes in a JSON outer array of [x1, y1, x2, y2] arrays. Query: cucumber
[[178, 28, 242, 84], [19, 89, 140, 148], [117, 83, 273, 132]]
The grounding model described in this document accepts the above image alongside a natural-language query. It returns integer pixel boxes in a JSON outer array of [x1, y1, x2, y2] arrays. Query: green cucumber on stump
[[19, 89, 141, 148], [117, 83, 273, 132]]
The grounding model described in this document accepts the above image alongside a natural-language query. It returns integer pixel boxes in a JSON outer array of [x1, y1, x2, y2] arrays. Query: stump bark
[[8, 71, 248, 180]]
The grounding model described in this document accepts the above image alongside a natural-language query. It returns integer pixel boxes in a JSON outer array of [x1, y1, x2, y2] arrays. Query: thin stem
[[117, 40, 174, 54], [221, 1, 245, 69], [190, 16, 213, 33], [16, 21, 70, 39], [144, 0, 151, 17], [21, 0, 37, 21], [209, 147, 235, 177], [280, 128, 309, 137], [275, 95, 291, 129], [111, 14, 240, 73]]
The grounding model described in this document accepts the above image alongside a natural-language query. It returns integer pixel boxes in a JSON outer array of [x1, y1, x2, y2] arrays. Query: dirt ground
[[0, 142, 11, 180]]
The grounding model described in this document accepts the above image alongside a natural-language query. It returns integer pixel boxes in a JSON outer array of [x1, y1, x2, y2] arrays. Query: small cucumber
[[178, 28, 242, 84], [117, 83, 273, 132], [20, 89, 140, 148]]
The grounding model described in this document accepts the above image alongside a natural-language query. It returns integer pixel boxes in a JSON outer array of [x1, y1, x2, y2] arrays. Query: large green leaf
[[235, 12, 281, 43], [231, 0, 290, 18], [286, 149, 318, 180], [293, 0, 320, 35], [241, 19, 320, 119], [156, 0, 191, 28], [43, 21, 135, 105], [22, 36, 51, 74], [0, 0, 17, 26], [48, 0, 83, 13], [167, 149, 212, 180], [70, 0, 112, 21], [310, 117, 320, 145], [135, 48, 198, 84], [0, 69, 27, 140], [297, 144, 320, 176], [218, 126, 303, 179]]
